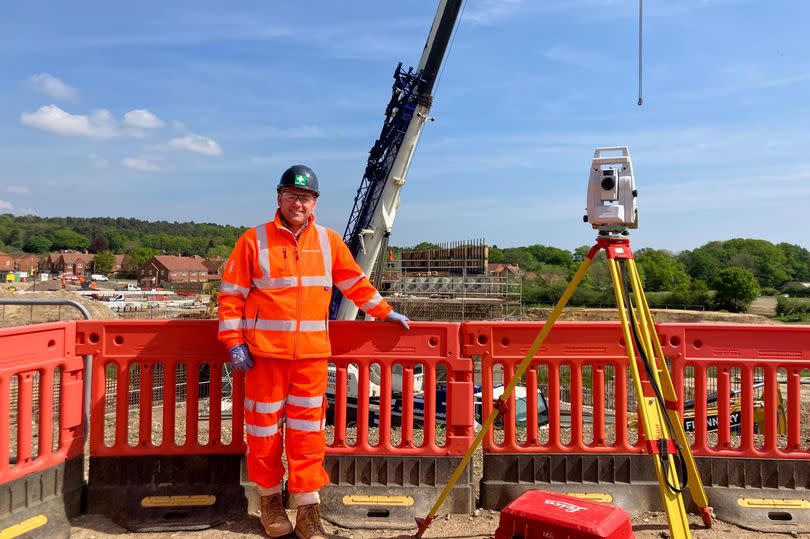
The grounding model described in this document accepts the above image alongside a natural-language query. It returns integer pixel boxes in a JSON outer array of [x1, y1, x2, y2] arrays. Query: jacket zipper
[[294, 237, 302, 360]]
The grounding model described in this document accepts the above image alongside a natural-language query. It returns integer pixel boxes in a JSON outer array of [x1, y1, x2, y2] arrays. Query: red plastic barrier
[[76, 320, 245, 456], [462, 321, 810, 459], [0, 322, 84, 483], [657, 323, 810, 459], [463, 321, 640, 454], [327, 321, 474, 456]]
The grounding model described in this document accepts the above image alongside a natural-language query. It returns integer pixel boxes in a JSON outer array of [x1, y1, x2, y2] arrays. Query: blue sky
[[2, 0, 809, 252]]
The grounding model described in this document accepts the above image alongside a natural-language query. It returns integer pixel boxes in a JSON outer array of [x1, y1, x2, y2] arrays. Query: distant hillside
[[0, 214, 247, 259]]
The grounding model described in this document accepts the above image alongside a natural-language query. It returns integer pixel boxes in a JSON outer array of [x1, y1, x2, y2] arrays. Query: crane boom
[[331, 0, 463, 320]]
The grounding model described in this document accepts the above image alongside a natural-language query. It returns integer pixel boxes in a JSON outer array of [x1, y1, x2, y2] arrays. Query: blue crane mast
[[330, 0, 463, 320]]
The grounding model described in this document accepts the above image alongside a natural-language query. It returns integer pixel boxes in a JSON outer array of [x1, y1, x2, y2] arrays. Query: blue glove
[[229, 344, 254, 371], [384, 310, 411, 330]]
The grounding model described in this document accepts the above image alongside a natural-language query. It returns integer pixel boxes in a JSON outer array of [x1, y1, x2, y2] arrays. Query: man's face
[[277, 187, 318, 228]]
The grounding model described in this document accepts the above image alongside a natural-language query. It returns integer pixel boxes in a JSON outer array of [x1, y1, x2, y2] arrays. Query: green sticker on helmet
[[294, 174, 307, 186]]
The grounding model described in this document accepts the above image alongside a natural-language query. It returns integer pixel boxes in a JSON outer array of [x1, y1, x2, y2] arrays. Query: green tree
[[93, 250, 115, 274], [635, 249, 690, 292], [206, 244, 232, 259], [51, 228, 90, 251], [24, 235, 52, 253], [712, 267, 760, 312], [123, 247, 159, 272]]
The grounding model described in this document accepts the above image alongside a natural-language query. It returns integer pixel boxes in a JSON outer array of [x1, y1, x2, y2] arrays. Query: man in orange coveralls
[[217, 165, 410, 539]]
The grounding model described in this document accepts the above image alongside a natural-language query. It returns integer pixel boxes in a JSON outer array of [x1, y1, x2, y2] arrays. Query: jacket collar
[[273, 210, 315, 238]]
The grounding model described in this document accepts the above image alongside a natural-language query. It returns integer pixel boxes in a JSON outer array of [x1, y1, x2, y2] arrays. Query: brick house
[[13, 254, 40, 274], [202, 257, 226, 281], [43, 251, 94, 275], [138, 256, 209, 287], [0, 252, 13, 273]]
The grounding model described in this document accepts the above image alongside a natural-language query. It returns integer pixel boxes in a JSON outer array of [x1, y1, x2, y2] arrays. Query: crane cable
[[638, 0, 644, 106]]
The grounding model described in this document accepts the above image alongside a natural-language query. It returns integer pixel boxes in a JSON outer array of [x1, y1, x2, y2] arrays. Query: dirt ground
[[523, 306, 780, 324], [69, 510, 810, 538], [0, 287, 119, 327]]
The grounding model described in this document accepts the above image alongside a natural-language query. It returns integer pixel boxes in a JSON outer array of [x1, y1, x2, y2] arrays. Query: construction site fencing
[[0, 321, 85, 538], [2, 318, 809, 533], [462, 321, 810, 533]]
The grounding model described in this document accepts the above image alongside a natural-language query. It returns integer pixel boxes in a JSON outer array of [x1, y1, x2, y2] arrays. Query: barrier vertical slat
[[717, 367, 731, 450], [163, 360, 176, 447], [356, 362, 370, 449], [90, 360, 106, 453], [401, 365, 414, 448], [18, 373, 33, 464], [423, 363, 436, 449], [0, 374, 8, 472], [526, 366, 539, 446], [592, 365, 605, 446], [694, 365, 707, 452], [764, 366, 778, 454], [333, 366, 347, 446], [482, 354, 494, 448], [377, 363, 391, 448], [39, 368, 54, 458], [186, 364, 200, 446], [570, 363, 583, 449], [209, 364, 223, 445], [547, 364, 560, 449], [115, 362, 129, 448], [140, 363, 153, 446], [231, 370, 245, 447], [504, 363, 516, 449], [740, 367, 755, 453], [614, 363, 627, 448], [787, 368, 801, 450]]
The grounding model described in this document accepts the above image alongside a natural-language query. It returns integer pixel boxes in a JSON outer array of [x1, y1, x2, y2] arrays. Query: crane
[[330, 0, 464, 320]]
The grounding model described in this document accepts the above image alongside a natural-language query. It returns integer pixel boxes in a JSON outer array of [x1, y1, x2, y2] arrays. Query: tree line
[[487, 239, 810, 313], [0, 214, 246, 260], [3, 214, 809, 313]]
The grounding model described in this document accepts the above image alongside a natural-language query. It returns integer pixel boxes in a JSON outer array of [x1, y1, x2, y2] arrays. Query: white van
[[90, 274, 109, 281]]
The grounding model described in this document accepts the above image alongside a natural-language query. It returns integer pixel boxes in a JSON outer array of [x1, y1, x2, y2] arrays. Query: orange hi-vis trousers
[[245, 357, 329, 494]]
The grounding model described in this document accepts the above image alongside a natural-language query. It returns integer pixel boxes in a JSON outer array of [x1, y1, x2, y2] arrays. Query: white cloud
[[5, 185, 30, 195], [167, 134, 223, 156], [89, 153, 109, 168], [124, 109, 165, 129], [29, 73, 78, 101], [122, 156, 162, 172], [465, 0, 525, 25], [0, 200, 13, 211], [21, 105, 123, 138]]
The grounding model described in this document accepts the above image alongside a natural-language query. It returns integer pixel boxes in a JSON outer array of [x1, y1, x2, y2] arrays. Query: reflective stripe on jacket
[[217, 211, 392, 359]]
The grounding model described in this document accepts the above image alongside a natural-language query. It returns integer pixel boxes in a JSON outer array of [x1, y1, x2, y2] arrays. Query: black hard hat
[[277, 165, 319, 196]]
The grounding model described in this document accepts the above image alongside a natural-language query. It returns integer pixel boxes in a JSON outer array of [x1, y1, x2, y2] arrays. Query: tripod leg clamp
[[645, 438, 677, 455]]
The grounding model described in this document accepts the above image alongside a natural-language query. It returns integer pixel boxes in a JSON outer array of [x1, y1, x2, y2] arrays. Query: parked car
[[90, 274, 109, 281]]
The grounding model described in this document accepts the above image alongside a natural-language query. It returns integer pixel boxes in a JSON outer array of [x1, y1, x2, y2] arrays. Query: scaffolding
[[376, 239, 521, 321]]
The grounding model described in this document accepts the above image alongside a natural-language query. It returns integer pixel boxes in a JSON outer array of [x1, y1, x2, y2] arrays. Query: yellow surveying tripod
[[417, 235, 713, 539]]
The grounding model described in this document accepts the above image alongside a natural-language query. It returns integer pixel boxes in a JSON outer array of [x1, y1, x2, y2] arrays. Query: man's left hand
[[384, 311, 410, 330]]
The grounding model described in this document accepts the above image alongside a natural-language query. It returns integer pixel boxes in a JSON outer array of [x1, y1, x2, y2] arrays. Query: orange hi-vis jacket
[[217, 211, 393, 359]]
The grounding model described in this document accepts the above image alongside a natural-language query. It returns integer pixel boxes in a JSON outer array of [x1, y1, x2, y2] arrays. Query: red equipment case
[[495, 490, 634, 539]]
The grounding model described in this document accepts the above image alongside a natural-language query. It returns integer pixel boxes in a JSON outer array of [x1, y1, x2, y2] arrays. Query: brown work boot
[[260, 494, 293, 537], [294, 503, 327, 539]]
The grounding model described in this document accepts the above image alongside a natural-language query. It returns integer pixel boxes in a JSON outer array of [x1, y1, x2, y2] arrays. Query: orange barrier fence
[[327, 320, 474, 455], [76, 320, 245, 456], [321, 321, 475, 529], [658, 323, 809, 459], [74, 320, 247, 531], [0, 321, 85, 537]]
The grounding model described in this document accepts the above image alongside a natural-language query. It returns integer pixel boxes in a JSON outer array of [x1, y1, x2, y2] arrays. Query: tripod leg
[[608, 258, 692, 539], [626, 259, 713, 526], [415, 252, 597, 538]]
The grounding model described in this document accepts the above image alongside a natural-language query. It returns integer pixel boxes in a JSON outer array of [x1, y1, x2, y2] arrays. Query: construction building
[[379, 239, 521, 321]]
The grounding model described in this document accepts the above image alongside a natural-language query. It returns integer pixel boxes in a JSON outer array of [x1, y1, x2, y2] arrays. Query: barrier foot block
[[700, 506, 714, 528]]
